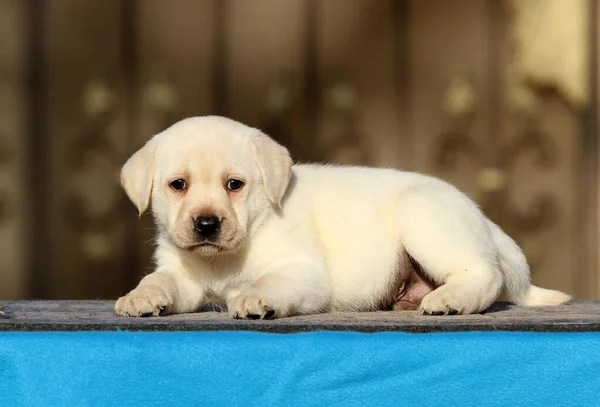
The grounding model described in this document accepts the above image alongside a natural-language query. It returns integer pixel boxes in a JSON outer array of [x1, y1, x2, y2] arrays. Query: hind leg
[[419, 270, 502, 315], [397, 185, 503, 315]]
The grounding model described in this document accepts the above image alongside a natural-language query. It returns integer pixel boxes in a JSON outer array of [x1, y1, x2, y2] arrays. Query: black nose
[[194, 216, 221, 238]]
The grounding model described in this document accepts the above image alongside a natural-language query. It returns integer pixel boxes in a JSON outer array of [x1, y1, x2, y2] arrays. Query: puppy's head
[[121, 116, 292, 257]]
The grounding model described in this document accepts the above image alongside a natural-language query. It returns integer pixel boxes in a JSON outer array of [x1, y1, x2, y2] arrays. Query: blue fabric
[[0, 331, 599, 407]]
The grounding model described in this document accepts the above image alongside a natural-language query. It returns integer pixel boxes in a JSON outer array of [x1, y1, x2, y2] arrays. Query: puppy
[[114, 116, 571, 318]]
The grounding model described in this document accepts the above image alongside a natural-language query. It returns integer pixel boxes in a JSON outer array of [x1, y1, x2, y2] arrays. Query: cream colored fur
[[114, 116, 571, 318]]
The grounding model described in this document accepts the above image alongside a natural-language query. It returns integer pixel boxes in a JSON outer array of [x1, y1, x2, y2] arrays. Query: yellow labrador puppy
[[115, 116, 571, 319]]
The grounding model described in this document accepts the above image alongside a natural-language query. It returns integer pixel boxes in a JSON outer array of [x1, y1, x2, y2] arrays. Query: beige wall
[[0, 1, 25, 299]]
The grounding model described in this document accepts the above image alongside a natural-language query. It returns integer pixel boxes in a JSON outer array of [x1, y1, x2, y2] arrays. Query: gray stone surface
[[0, 300, 599, 333]]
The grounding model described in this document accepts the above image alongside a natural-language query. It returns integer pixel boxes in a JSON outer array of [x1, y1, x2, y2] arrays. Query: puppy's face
[[121, 117, 292, 257], [154, 135, 258, 255]]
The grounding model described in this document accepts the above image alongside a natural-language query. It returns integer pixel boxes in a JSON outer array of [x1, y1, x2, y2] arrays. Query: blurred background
[[0, 0, 598, 301]]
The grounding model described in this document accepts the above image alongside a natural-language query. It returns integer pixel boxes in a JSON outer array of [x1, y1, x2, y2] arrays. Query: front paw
[[228, 291, 279, 320], [114, 286, 173, 317]]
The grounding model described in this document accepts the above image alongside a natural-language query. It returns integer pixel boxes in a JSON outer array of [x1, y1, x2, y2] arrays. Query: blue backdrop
[[1, 331, 599, 406]]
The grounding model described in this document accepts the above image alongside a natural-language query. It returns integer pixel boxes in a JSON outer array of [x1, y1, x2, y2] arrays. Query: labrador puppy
[[114, 116, 571, 318]]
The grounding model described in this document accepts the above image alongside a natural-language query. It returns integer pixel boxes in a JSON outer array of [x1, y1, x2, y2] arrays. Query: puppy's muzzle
[[194, 215, 221, 239]]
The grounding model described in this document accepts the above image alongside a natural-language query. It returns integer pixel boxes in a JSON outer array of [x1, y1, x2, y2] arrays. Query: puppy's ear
[[249, 131, 293, 207], [120, 139, 157, 216]]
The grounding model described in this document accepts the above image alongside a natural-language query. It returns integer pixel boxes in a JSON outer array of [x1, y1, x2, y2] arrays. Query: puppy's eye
[[226, 179, 244, 191], [169, 179, 187, 191]]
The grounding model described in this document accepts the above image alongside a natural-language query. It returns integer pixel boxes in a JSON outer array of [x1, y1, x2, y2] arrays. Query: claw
[[422, 309, 445, 316]]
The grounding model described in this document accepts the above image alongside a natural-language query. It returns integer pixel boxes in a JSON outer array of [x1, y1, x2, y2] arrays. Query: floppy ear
[[248, 131, 293, 207], [120, 139, 158, 216]]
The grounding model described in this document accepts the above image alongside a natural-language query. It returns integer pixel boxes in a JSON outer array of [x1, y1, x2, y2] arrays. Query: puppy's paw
[[419, 285, 474, 316], [114, 286, 173, 317], [228, 291, 279, 320]]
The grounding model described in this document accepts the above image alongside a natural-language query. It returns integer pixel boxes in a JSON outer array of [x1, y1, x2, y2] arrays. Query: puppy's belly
[[391, 265, 437, 310], [327, 251, 437, 312]]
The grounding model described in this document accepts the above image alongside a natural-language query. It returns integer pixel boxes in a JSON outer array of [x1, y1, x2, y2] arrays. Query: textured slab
[[0, 300, 598, 332]]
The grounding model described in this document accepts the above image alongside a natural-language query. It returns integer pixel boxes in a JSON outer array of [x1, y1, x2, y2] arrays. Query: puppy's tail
[[488, 220, 572, 306]]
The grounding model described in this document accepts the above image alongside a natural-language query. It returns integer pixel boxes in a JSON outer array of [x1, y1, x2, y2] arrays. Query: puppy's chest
[[200, 267, 257, 302], [193, 253, 279, 302]]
